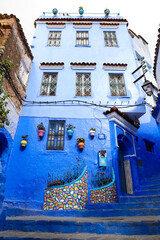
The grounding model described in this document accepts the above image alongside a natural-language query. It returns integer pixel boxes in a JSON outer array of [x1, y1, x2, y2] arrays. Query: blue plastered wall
[[3, 15, 160, 210]]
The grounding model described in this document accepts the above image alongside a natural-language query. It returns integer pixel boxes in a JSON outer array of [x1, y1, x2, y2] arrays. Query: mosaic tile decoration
[[43, 168, 88, 210], [90, 182, 117, 204]]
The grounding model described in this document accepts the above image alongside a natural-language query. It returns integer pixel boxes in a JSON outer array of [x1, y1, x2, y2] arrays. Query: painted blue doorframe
[[109, 118, 139, 198]]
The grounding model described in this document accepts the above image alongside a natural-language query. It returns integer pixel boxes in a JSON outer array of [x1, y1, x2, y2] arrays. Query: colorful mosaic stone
[[90, 183, 117, 203], [43, 170, 88, 210]]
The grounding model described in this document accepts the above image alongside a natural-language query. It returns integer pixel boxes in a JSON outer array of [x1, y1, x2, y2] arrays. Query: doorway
[[118, 147, 127, 194]]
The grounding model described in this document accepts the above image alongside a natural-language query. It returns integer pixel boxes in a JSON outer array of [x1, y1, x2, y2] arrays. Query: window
[[40, 73, 57, 96], [104, 31, 117, 47], [109, 73, 127, 96], [47, 121, 65, 150], [48, 31, 61, 46], [76, 73, 91, 96], [144, 140, 154, 152], [76, 31, 89, 46]]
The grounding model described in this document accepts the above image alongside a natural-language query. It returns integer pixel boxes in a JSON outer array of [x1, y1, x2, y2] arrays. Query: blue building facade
[[3, 11, 160, 211]]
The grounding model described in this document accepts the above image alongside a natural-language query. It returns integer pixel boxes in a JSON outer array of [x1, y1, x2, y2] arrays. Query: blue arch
[[117, 133, 134, 156], [0, 128, 13, 209], [0, 128, 13, 172]]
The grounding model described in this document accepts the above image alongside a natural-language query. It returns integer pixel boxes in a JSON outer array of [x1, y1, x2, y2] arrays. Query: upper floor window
[[76, 31, 89, 46], [76, 73, 91, 96], [104, 31, 117, 47], [47, 121, 65, 150], [144, 140, 154, 152], [40, 73, 57, 96], [48, 31, 61, 46], [109, 73, 127, 96]]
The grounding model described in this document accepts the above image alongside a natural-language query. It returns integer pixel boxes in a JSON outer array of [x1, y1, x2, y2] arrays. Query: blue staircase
[[1, 174, 160, 239]]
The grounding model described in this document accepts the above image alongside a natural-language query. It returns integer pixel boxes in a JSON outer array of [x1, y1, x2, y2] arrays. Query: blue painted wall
[[3, 15, 160, 209]]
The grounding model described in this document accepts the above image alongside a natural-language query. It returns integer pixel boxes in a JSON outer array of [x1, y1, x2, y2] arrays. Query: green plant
[[77, 137, 85, 142], [0, 60, 13, 128], [21, 135, 29, 142], [90, 128, 96, 131], [37, 122, 45, 130], [66, 124, 75, 130]]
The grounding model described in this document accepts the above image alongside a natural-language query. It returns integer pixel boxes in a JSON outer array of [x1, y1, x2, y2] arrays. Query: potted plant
[[79, 6, 84, 15], [89, 128, 96, 137], [37, 122, 45, 137], [52, 8, 58, 16], [21, 135, 29, 147], [77, 137, 85, 149], [104, 8, 110, 17], [66, 124, 75, 136]]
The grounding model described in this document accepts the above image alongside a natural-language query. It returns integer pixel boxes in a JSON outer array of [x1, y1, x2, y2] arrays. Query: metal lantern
[[141, 80, 154, 96]]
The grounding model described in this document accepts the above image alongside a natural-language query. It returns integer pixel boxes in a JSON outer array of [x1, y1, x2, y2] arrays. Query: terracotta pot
[[78, 142, 85, 149], [21, 140, 27, 147], [38, 129, 45, 137]]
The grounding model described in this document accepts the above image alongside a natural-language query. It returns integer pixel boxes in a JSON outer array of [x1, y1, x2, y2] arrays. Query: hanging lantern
[[141, 80, 154, 96]]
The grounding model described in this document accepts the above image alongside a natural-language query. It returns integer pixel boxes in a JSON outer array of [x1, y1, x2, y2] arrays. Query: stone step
[[138, 183, 160, 191], [0, 231, 160, 240], [119, 194, 160, 203], [135, 189, 160, 196], [141, 177, 160, 186], [5, 207, 160, 218], [4, 216, 160, 235]]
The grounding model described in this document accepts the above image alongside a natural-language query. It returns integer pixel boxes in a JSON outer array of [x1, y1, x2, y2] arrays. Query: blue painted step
[[4, 216, 160, 235], [138, 183, 160, 191], [119, 194, 160, 203], [135, 189, 160, 196], [0, 231, 160, 239], [4, 206, 160, 218]]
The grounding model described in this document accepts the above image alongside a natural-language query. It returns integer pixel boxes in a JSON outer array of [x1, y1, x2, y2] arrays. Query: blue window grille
[[47, 120, 65, 150]]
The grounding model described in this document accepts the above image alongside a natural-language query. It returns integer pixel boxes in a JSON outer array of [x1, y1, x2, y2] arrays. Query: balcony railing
[[47, 158, 86, 187]]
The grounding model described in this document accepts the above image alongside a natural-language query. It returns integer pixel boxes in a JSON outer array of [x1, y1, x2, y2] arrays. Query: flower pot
[[52, 8, 58, 15], [104, 9, 110, 17], [38, 129, 45, 137], [67, 129, 73, 136], [89, 130, 95, 137], [79, 8, 84, 15], [21, 140, 27, 147], [78, 142, 85, 149]]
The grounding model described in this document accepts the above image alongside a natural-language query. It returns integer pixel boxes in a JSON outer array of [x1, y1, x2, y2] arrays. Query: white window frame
[[40, 72, 58, 96], [47, 31, 61, 47], [109, 73, 127, 96], [104, 31, 118, 47], [76, 31, 89, 46], [76, 73, 91, 96]]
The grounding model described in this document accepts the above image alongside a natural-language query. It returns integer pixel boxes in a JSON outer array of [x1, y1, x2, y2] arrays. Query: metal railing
[[47, 158, 86, 187], [91, 166, 113, 188]]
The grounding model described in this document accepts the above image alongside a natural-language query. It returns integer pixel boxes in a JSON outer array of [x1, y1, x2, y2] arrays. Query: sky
[[1, 0, 160, 61]]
